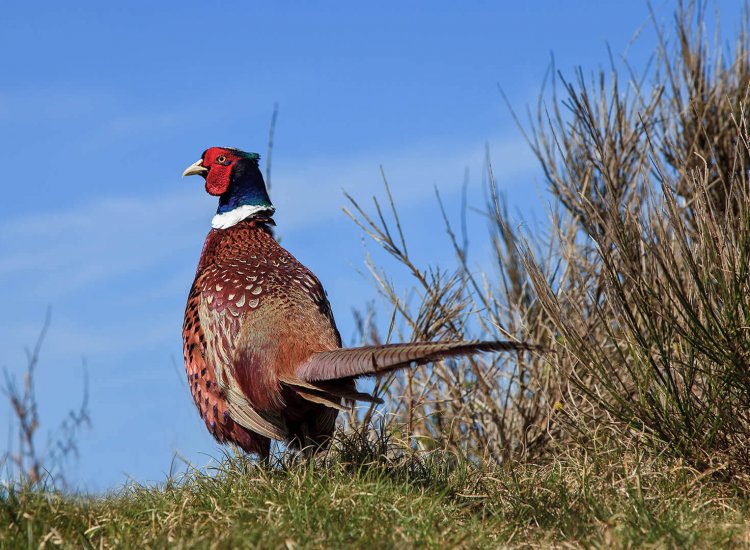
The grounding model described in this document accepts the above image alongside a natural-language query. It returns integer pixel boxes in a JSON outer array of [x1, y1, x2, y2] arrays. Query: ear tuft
[[224, 148, 261, 164]]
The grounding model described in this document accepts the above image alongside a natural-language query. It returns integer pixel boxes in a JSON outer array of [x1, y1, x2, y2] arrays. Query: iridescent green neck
[[213, 153, 274, 229]]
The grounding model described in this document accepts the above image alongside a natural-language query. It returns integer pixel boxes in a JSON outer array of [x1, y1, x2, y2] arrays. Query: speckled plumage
[[183, 218, 349, 457], [181, 146, 539, 459]]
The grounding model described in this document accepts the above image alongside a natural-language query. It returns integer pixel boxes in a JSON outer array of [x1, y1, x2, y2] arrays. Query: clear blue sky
[[0, 1, 740, 491]]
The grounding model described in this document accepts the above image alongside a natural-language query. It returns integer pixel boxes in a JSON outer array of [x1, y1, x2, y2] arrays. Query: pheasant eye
[[216, 155, 228, 165]]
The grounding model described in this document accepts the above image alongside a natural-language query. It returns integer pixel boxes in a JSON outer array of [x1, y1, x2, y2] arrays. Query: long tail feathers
[[296, 340, 540, 383]]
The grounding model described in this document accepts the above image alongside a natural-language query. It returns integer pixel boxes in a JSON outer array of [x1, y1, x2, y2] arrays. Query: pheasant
[[182, 146, 536, 459]]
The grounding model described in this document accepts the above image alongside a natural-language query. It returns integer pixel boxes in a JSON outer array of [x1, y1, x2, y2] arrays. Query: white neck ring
[[211, 204, 275, 229]]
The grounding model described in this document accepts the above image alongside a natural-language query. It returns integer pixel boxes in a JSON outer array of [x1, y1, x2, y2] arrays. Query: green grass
[[3, 434, 749, 549]]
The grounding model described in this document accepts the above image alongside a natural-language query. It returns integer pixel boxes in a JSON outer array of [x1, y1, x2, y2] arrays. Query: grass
[[2, 431, 750, 549]]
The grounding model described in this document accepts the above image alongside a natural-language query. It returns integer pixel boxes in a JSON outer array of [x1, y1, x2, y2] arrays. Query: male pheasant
[[182, 146, 536, 459]]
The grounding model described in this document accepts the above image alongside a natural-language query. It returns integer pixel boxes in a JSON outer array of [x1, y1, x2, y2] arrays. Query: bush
[[347, 0, 750, 486]]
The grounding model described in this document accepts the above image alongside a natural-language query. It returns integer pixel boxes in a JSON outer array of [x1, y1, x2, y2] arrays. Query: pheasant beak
[[182, 159, 209, 178]]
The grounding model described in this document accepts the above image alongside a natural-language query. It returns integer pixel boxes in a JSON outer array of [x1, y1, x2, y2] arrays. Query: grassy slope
[[2, 438, 749, 549]]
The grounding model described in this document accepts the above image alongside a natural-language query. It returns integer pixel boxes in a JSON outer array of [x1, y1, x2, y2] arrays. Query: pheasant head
[[183, 147, 274, 229]]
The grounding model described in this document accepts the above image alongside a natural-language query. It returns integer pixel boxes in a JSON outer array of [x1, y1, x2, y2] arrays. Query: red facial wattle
[[201, 148, 237, 196], [204, 163, 232, 196]]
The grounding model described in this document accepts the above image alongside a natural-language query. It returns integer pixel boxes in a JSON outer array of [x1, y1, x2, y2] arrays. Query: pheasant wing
[[197, 279, 288, 441]]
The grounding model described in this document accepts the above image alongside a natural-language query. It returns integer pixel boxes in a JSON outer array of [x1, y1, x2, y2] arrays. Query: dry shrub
[[345, 0, 750, 484], [344, 177, 560, 463], [521, 0, 750, 480], [1, 312, 90, 487]]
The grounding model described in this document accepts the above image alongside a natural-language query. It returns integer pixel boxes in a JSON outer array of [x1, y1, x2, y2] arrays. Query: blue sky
[[0, 2, 740, 491]]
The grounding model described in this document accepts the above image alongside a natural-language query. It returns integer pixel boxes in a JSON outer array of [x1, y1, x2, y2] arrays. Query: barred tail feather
[[296, 340, 539, 382]]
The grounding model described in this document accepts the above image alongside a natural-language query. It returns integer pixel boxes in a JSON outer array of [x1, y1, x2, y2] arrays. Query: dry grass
[[1, 312, 90, 488], [343, 0, 750, 488], [520, 0, 750, 483], [343, 182, 560, 463]]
